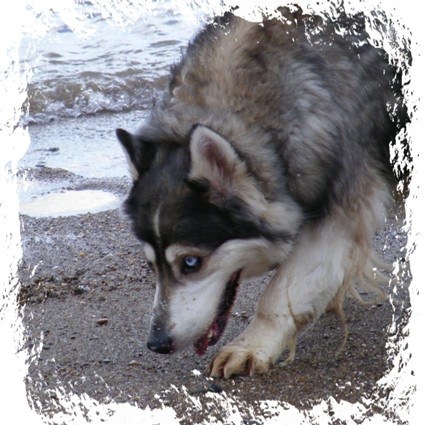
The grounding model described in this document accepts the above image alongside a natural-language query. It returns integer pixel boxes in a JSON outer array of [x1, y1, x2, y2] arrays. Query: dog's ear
[[116, 128, 156, 181], [188, 125, 248, 202]]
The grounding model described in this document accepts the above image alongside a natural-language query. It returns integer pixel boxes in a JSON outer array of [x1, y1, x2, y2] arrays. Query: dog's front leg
[[208, 217, 370, 379], [208, 266, 298, 378]]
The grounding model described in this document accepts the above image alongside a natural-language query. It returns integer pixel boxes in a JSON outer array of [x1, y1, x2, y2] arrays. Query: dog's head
[[117, 125, 301, 355]]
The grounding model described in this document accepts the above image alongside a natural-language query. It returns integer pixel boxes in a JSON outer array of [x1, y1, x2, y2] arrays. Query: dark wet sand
[[19, 167, 411, 424]]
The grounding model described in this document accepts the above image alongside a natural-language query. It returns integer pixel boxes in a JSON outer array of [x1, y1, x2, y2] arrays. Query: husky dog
[[116, 7, 406, 378]]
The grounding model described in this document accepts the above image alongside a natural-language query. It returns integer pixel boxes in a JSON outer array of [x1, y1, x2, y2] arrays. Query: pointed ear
[[116, 128, 156, 181], [188, 125, 247, 201]]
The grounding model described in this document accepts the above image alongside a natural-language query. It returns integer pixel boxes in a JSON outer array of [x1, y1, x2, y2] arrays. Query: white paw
[[207, 311, 298, 378], [208, 344, 273, 378]]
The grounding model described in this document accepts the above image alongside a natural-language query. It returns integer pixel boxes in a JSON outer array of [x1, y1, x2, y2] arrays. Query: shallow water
[[19, 190, 122, 218], [18, 3, 205, 217], [21, 110, 145, 179], [18, 111, 143, 217], [20, 6, 199, 126]]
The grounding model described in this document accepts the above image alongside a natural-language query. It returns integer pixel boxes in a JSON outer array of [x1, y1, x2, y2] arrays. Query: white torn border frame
[[0, 0, 422, 424]]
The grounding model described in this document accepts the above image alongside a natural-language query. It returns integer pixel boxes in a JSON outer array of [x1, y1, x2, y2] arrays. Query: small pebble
[[74, 285, 89, 295], [96, 318, 109, 326], [190, 383, 223, 395], [208, 383, 223, 393]]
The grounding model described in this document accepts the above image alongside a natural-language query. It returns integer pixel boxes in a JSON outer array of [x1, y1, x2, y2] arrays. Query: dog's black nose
[[147, 331, 175, 354]]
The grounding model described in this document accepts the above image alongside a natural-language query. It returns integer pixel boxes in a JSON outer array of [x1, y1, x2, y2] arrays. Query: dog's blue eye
[[184, 256, 199, 267], [182, 256, 201, 273]]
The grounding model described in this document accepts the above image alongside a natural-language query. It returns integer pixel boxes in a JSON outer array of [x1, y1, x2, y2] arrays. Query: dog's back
[[157, 10, 401, 217]]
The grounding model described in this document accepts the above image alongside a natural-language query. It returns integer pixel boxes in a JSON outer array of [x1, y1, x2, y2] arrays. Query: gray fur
[[131, 10, 400, 216], [116, 7, 406, 377]]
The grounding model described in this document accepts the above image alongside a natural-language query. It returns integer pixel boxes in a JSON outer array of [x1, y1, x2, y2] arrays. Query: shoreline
[[18, 165, 130, 219]]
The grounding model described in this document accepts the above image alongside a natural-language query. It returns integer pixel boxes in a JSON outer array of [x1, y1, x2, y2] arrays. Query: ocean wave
[[22, 70, 169, 125], [19, 3, 199, 126]]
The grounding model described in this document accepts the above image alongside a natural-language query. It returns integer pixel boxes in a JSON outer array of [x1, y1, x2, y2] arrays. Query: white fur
[[142, 243, 156, 264], [152, 206, 161, 240], [209, 188, 389, 378], [167, 268, 230, 348], [166, 237, 289, 348], [209, 219, 353, 377], [120, 145, 139, 181]]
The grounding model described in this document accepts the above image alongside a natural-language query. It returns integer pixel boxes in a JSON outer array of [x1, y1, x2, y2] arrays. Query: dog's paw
[[208, 345, 273, 378]]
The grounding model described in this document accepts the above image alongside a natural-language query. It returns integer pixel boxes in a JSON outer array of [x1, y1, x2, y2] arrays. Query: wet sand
[[18, 166, 411, 424]]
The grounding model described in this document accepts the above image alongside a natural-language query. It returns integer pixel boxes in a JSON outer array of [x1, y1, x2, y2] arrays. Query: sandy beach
[[17, 163, 411, 424]]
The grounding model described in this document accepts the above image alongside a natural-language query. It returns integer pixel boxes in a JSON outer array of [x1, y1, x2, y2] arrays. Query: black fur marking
[[121, 120, 298, 257], [116, 128, 158, 178], [124, 141, 277, 269]]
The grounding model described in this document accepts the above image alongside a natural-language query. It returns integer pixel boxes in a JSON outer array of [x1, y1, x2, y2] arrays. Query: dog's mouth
[[194, 270, 242, 356]]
